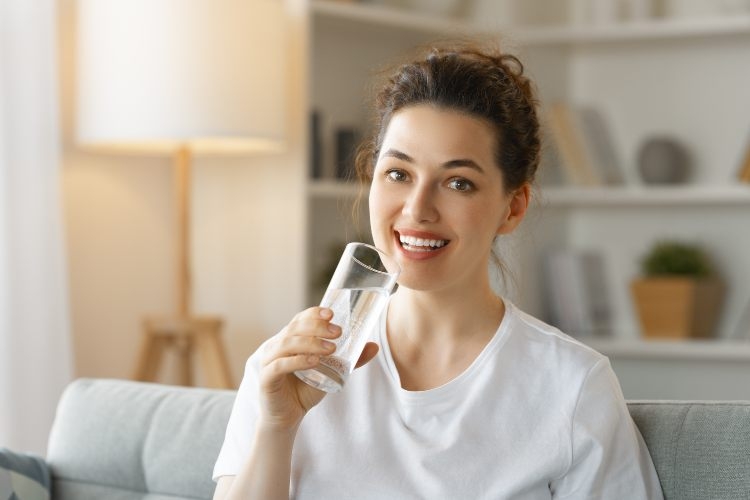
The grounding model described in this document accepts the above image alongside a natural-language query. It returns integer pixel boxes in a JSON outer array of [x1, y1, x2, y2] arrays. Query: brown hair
[[355, 42, 541, 193]]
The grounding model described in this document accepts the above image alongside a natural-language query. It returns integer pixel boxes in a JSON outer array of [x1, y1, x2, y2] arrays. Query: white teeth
[[399, 234, 447, 249]]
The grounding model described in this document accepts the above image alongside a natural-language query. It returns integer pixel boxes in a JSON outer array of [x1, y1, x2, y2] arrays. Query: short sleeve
[[212, 346, 265, 481], [550, 359, 664, 499]]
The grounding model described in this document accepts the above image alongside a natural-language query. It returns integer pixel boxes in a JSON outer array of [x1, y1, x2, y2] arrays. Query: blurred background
[[2, 0, 750, 453]]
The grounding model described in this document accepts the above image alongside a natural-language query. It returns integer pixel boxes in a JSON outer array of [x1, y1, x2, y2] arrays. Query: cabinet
[[305, 1, 750, 379]]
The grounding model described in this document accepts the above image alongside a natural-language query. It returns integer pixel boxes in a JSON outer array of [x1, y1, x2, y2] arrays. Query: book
[[546, 103, 602, 187], [732, 297, 750, 340], [545, 102, 625, 187], [543, 250, 612, 337], [737, 136, 750, 183], [574, 106, 625, 185]]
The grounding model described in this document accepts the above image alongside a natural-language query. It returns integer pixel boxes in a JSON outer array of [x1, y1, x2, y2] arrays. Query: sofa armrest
[[0, 447, 51, 500], [46, 378, 235, 500]]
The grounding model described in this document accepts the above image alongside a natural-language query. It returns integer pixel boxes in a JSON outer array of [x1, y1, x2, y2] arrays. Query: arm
[[213, 307, 379, 500], [212, 307, 334, 500], [213, 426, 297, 500]]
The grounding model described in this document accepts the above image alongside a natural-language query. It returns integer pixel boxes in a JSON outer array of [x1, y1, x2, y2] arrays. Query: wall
[[57, 0, 308, 386]]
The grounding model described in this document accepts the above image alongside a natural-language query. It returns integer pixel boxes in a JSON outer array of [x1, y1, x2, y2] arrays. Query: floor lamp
[[75, 0, 286, 388]]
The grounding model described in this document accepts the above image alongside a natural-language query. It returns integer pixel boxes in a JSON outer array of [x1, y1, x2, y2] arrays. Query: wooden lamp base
[[133, 315, 234, 389]]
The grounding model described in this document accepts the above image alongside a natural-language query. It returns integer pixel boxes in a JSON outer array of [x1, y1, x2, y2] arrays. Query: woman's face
[[369, 104, 525, 293]]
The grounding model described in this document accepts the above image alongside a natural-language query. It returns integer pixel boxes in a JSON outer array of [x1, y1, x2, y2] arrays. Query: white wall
[[58, 0, 308, 385]]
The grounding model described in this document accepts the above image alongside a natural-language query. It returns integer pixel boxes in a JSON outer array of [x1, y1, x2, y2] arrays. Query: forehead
[[380, 105, 498, 163]]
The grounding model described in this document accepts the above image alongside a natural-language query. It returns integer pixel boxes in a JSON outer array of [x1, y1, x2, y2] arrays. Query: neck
[[385, 283, 506, 391], [387, 282, 504, 347]]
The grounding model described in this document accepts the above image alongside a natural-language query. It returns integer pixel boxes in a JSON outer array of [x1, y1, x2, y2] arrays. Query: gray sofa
[[13, 379, 750, 499]]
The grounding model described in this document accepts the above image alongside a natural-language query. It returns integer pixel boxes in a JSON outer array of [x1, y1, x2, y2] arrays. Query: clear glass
[[295, 242, 400, 393]]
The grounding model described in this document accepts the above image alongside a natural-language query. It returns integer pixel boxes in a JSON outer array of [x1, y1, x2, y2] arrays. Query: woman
[[212, 44, 663, 499]]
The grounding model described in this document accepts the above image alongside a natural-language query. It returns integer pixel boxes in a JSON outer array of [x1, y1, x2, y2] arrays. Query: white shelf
[[582, 338, 750, 362], [517, 15, 750, 45], [537, 185, 750, 207], [312, 1, 750, 45], [312, 0, 476, 35], [308, 179, 365, 199]]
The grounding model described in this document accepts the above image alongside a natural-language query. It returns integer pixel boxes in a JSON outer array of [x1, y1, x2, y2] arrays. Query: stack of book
[[543, 250, 612, 337], [544, 102, 625, 187]]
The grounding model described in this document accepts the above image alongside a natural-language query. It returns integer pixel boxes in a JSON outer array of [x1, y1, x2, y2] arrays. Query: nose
[[403, 182, 438, 223]]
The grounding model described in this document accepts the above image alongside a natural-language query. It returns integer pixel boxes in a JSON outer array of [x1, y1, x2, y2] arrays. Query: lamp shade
[[76, 0, 286, 154]]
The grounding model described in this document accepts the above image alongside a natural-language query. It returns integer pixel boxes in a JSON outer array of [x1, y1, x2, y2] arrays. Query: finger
[[286, 317, 342, 339], [291, 306, 334, 323], [354, 342, 379, 369], [262, 353, 322, 385], [275, 335, 337, 360]]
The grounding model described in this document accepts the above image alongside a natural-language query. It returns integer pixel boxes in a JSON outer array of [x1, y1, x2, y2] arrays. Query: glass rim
[[347, 242, 400, 277]]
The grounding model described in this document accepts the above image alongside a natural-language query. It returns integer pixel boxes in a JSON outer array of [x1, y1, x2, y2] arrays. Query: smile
[[398, 233, 449, 252]]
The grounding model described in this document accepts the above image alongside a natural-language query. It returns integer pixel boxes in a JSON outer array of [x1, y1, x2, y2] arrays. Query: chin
[[391, 270, 443, 293]]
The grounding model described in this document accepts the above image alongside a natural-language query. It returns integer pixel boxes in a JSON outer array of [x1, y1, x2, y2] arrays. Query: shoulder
[[503, 302, 607, 372]]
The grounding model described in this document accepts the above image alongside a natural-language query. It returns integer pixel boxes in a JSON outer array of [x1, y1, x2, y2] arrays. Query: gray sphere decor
[[637, 137, 691, 184]]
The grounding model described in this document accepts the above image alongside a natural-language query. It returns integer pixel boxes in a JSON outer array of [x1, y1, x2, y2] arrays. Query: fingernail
[[328, 324, 340, 334], [319, 308, 332, 319]]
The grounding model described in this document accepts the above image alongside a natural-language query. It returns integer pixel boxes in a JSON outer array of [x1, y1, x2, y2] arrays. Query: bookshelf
[[583, 338, 750, 362], [540, 185, 750, 207], [312, 1, 750, 44], [305, 1, 750, 380], [517, 15, 750, 45], [308, 180, 362, 199]]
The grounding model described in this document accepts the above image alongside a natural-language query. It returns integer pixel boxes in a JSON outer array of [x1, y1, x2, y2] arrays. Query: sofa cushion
[[628, 401, 750, 500], [0, 447, 51, 500], [46, 379, 236, 500]]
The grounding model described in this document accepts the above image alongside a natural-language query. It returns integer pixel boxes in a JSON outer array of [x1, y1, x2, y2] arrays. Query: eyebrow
[[381, 148, 485, 173]]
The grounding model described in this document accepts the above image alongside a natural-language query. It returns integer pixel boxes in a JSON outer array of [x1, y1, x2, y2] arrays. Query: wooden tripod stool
[[133, 315, 234, 389]]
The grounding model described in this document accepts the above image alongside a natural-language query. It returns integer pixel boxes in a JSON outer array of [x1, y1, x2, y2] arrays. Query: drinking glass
[[295, 242, 400, 393]]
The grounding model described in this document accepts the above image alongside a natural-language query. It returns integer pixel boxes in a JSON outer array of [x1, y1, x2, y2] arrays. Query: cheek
[[368, 186, 390, 234], [368, 184, 397, 221], [456, 200, 506, 239]]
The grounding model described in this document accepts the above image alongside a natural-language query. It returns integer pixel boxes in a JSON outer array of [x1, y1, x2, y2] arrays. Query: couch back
[[47, 379, 750, 500], [628, 400, 750, 499]]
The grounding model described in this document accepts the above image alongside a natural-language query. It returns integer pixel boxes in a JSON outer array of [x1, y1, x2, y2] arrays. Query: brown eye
[[386, 169, 408, 182], [448, 178, 475, 192]]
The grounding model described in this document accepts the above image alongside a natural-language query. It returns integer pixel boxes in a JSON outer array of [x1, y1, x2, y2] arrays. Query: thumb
[[354, 342, 379, 369]]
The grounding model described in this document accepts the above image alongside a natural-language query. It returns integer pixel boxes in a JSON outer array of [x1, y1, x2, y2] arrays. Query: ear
[[496, 183, 531, 235]]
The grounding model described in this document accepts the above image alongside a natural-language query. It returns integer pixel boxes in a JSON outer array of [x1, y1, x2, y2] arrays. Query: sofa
[[3, 378, 750, 499]]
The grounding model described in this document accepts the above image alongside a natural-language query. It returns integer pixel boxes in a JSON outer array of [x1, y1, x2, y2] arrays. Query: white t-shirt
[[214, 301, 663, 499]]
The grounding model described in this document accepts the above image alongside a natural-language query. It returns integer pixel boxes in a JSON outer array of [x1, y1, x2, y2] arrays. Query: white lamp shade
[[76, 0, 286, 154]]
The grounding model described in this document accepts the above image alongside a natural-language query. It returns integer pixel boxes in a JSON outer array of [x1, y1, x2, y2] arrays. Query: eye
[[448, 177, 475, 192], [385, 169, 409, 183]]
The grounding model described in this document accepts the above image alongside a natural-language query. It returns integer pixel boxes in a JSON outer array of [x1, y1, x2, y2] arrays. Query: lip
[[393, 228, 450, 261]]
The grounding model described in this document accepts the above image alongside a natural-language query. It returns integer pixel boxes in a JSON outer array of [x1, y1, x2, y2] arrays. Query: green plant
[[640, 241, 714, 277]]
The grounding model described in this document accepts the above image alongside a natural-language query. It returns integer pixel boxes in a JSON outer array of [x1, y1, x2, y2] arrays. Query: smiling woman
[[211, 43, 664, 500]]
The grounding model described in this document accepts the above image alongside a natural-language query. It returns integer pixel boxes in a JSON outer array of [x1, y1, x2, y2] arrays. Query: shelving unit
[[308, 179, 362, 199], [539, 185, 750, 207], [312, 1, 750, 43], [305, 1, 750, 393], [583, 337, 750, 362], [518, 14, 750, 44]]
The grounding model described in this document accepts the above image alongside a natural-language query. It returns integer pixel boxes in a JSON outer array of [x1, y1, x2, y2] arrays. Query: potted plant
[[631, 241, 724, 339]]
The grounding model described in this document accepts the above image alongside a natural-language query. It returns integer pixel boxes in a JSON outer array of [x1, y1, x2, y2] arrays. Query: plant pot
[[630, 277, 725, 339]]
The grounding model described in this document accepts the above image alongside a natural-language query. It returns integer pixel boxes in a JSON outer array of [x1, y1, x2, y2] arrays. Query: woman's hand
[[257, 307, 379, 433]]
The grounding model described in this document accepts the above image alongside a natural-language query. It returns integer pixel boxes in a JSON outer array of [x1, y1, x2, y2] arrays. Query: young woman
[[212, 44, 663, 499]]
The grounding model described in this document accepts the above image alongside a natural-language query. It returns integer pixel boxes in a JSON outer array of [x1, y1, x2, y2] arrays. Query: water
[[295, 287, 388, 393]]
